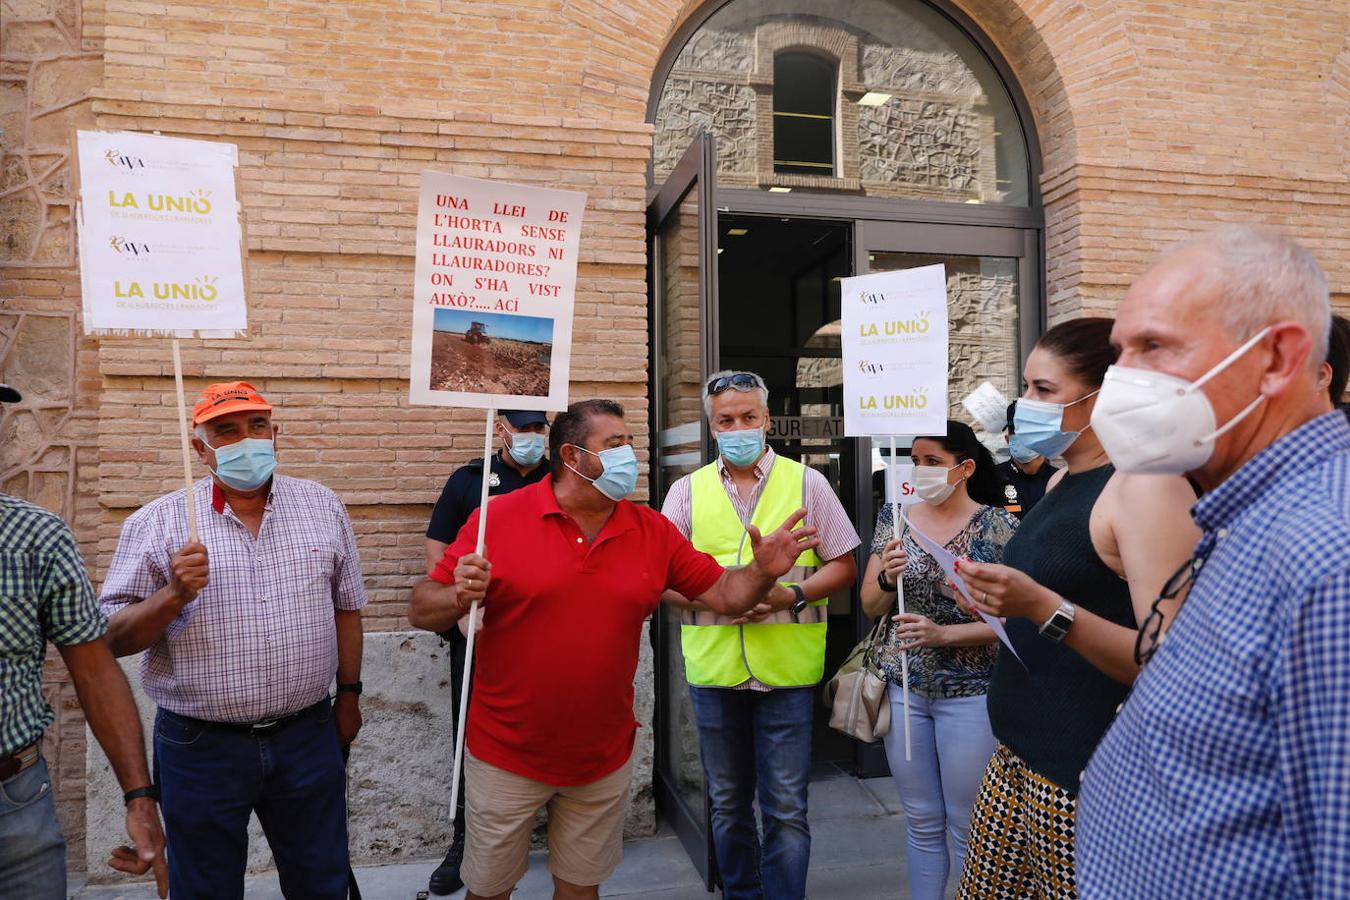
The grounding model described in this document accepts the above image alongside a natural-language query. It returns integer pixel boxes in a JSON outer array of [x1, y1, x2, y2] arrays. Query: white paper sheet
[[902, 513, 1026, 667]]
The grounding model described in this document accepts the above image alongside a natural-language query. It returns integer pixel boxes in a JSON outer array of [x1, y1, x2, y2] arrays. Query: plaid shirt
[[100, 475, 368, 724], [0, 494, 106, 756], [1078, 411, 1350, 898]]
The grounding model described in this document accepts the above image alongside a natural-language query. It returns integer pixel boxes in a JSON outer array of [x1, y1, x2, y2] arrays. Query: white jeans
[[882, 684, 997, 900]]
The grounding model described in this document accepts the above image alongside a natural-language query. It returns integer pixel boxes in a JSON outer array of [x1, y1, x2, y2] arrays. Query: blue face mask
[[567, 443, 639, 501], [1012, 392, 1098, 460], [505, 430, 546, 467], [1007, 435, 1042, 465], [716, 427, 765, 468], [204, 437, 276, 491]]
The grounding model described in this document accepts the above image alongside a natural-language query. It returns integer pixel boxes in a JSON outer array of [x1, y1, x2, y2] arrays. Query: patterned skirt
[[957, 743, 1078, 900]]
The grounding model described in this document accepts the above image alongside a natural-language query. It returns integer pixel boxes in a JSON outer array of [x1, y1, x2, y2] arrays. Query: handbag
[[823, 612, 892, 742]]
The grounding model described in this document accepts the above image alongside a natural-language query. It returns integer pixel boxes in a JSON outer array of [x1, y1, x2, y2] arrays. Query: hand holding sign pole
[[408, 172, 585, 825], [841, 263, 949, 764]]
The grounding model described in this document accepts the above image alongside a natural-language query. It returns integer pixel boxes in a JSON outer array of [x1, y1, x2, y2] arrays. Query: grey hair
[[1177, 225, 1330, 369], [702, 369, 769, 418]]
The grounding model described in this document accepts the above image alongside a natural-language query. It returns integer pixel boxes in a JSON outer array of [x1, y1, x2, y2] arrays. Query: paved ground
[[74, 772, 933, 899]]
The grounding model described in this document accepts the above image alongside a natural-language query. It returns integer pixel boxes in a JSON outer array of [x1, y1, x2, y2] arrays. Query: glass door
[[648, 132, 719, 889], [852, 220, 1040, 777]]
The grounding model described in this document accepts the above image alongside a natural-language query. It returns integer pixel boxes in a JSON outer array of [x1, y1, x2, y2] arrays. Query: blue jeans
[[689, 686, 813, 900], [0, 758, 65, 900], [882, 686, 996, 900], [154, 701, 349, 900]]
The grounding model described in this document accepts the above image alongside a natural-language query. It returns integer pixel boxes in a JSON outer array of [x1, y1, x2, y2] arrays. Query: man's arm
[[60, 639, 167, 895], [690, 509, 818, 616], [1280, 568, 1350, 895], [333, 609, 363, 744], [104, 541, 207, 657]]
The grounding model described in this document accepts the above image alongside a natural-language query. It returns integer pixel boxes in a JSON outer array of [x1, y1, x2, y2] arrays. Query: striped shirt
[[661, 448, 860, 690], [1078, 411, 1350, 898], [100, 475, 368, 724], [0, 494, 106, 756]]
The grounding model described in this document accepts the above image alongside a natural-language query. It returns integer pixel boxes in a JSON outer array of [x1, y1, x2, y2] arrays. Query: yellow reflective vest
[[681, 455, 827, 687]]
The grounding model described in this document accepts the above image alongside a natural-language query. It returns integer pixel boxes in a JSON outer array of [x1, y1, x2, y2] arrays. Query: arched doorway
[[645, 0, 1043, 884]]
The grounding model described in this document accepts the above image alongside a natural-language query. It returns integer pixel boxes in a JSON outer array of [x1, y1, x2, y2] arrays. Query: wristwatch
[[1038, 598, 1076, 643], [124, 785, 160, 805], [877, 570, 897, 593], [788, 584, 808, 623], [336, 682, 363, 696]]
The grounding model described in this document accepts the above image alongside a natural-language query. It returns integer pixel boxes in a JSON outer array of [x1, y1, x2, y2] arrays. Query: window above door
[[651, 0, 1034, 206]]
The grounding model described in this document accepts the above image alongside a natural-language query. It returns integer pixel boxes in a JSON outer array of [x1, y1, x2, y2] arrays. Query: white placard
[[962, 381, 1010, 434], [841, 265, 949, 437], [409, 172, 585, 411], [76, 130, 248, 336], [884, 461, 924, 506]]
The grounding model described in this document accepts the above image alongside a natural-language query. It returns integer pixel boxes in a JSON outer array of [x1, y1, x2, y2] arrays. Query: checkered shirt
[[99, 475, 368, 724], [1078, 410, 1350, 899], [0, 494, 106, 757]]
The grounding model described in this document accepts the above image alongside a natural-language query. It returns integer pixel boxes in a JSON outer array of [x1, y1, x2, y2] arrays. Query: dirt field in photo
[[429, 330, 551, 396]]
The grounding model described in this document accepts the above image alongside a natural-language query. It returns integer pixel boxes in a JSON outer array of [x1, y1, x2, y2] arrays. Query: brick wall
[[1, 0, 1346, 874]]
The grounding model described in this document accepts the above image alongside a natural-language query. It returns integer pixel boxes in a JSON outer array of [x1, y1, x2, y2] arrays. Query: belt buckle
[[250, 719, 280, 735]]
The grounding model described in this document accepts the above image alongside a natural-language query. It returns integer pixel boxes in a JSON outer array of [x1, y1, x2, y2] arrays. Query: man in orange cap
[[100, 381, 369, 899]]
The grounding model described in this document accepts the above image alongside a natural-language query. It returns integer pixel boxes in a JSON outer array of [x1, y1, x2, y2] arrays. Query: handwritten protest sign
[[76, 130, 247, 337], [841, 264, 949, 438], [409, 172, 585, 412]]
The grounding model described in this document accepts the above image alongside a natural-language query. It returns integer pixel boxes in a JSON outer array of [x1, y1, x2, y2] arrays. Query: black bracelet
[[877, 570, 897, 593], [124, 785, 160, 805], [336, 682, 363, 696]]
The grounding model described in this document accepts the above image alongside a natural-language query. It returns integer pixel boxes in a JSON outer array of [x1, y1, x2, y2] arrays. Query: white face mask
[[912, 463, 966, 505], [1090, 327, 1270, 475]]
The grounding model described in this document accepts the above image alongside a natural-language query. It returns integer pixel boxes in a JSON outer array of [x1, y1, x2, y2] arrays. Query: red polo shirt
[[432, 477, 723, 786]]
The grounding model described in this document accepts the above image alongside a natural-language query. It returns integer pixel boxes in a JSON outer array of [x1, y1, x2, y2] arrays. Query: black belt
[[169, 699, 327, 736]]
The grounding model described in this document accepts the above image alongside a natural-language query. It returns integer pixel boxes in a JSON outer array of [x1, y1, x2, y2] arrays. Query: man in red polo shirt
[[408, 399, 817, 900]]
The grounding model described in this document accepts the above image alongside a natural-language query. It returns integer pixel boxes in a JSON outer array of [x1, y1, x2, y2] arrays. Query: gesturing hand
[[169, 541, 209, 605], [110, 797, 168, 898], [749, 508, 819, 579], [956, 559, 1059, 622], [454, 553, 491, 609]]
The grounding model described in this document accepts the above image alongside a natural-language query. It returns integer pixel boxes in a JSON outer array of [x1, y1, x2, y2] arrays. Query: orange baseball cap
[[192, 381, 273, 426]]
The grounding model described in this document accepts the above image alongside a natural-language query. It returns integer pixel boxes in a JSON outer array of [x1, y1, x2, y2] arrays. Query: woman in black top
[[953, 318, 1199, 899]]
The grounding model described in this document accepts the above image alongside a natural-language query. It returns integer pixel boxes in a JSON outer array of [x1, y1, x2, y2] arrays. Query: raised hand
[[453, 553, 491, 609], [748, 508, 819, 579]]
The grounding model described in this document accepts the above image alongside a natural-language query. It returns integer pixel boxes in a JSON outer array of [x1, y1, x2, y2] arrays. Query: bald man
[[1077, 227, 1349, 898]]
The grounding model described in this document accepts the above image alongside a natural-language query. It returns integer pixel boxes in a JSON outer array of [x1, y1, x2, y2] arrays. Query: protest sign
[[75, 130, 251, 540], [76, 130, 248, 337], [409, 172, 585, 412], [843, 264, 949, 760], [841, 264, 949, 438]]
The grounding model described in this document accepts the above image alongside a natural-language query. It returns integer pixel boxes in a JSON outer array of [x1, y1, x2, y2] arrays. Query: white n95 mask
[[1091, 327, 1270, 475]]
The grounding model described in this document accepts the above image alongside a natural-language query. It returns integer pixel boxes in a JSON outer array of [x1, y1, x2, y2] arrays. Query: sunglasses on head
[[707, 373, 760, 395]]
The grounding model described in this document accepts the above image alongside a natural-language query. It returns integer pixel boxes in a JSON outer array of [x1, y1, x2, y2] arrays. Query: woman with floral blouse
[[860, 420, 1018, 900]]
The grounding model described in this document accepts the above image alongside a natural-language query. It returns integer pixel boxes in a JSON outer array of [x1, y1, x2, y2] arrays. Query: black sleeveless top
[[986, 463, 1134, 794]]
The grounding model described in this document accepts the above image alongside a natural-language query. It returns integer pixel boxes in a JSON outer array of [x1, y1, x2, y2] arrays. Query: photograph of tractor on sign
[[428, 308, 554, 397]]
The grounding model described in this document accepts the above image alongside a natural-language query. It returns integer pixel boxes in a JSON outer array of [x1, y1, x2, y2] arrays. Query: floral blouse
[[870, 504, 1018, 699]]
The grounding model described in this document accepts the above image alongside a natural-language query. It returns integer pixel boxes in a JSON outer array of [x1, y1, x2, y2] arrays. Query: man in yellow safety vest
[[662, 370, 860, 900]]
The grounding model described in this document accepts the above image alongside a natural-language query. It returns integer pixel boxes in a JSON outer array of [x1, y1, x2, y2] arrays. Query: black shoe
[[428, 840, 465, 896]]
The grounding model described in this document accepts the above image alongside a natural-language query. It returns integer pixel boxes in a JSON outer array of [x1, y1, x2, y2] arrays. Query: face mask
[[1007, 438, 1041, 465], [204, 437, 276, 491], [716, 427, 765, 468], [1091, 327, 1270, 475], [912, 463, 965, 505], [1012, 392, 1099, 460], [566, 443, 639, 501], [505, 430, 546, 467]]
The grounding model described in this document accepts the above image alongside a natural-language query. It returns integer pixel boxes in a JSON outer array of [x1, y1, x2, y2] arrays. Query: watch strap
[[877, 569, 896, 593], [336, 681, 363, 696], [1038, 599, 1076, 643], [124, 785, 160, 805]]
